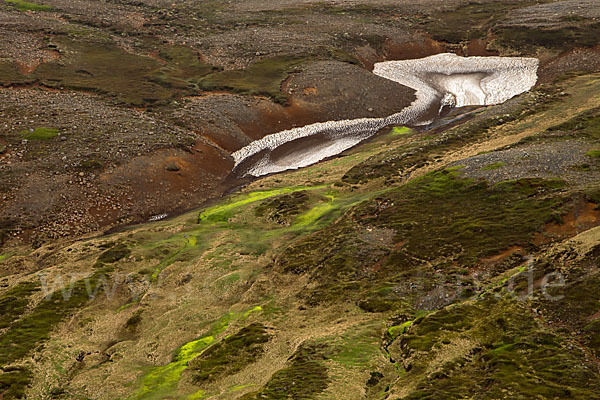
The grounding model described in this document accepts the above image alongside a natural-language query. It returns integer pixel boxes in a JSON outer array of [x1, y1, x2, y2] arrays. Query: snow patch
[[233, 53, 538, 177]]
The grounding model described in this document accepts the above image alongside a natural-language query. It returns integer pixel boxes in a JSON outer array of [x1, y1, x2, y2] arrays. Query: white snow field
[[233, 53, 539, 177]]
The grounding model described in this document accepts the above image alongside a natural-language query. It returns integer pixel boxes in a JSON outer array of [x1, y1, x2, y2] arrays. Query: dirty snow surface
[[233, 53, 539, 177]]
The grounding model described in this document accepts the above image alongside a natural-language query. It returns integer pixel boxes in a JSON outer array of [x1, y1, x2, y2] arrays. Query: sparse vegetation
[[198, 56, 310, 104], [20, 128, 59, 140], [4, 0, 52, 12]]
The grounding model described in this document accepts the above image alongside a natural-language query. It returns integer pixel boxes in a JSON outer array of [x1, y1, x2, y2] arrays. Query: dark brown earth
[[1, 0, 600, 250]]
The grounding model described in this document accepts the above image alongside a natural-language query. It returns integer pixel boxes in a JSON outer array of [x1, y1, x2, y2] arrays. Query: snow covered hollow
[[232, 53, 539, 177]]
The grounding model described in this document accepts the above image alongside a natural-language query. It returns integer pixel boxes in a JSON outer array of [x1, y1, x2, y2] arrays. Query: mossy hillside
[[0, 270, 112, 398], [244, 343, 330, 400], [546, 106, 600, 141], [128, 184, 354, 287], [278, 170, 568, 310], [198, 56, 309, 104], [0, 281, 39, 330], [131, 307, 263, 400], [393, 297, 600, 399], [254, 191, 310, 225], [481, 161, 506, 170], [130, 312, 234, 400], [26, 39, 213, 105], [363, 173, 566, 264], [198, 186, 323, 223], [187, 323, 271, 385]]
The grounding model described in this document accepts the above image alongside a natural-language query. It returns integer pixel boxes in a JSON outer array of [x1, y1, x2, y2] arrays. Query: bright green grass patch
[[390, 126, 413, 136], [4, 0, 53, 11], [387, 321, 413, 340], [188, 323, 271, 385], [186, 390, 206, 399], [132, 314, 232, 400], [0, 253, 10, 262], [20, 127, 59, 140], [482, 161, 506, 170], [293, 194, 335, 227], [198, 185, 324, 223], [132, 307, 262, 399]]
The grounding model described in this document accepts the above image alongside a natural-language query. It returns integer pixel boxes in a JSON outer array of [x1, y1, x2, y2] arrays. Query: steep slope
[[1, 70, 600, 399]]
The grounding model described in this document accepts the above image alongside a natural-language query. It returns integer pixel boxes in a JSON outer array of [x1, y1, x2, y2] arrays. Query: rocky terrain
[[1, 0, 600, 399]]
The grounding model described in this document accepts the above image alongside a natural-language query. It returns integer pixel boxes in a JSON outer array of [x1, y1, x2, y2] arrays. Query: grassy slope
[[1, 70, 600, 400]]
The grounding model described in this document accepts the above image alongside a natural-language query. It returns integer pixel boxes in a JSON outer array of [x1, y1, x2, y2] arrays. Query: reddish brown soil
[[482, 246, 525, 265], [535, 200, 600, 245], [14, 50, 60, 75], [384, 37, 447, 61]]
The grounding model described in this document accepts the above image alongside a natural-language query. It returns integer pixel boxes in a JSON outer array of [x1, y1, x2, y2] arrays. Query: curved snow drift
[[233, 53, 539, 177]]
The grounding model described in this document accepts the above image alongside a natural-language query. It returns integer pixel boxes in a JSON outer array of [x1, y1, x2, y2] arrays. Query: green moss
[[586, 149, 600, 158], [32, 39, 172, 105], [387, 321, 413, 340], [397, 297, 599, 398], [198, 56, 309, 104], [546, 106, 600, 140], [132, 307, 262, 399], [198, 185, 323, 223], [390, 126, 413, 136], [249, 344, 329, 399], [4, 0, 52, 11], [20, 128, 59, 140], [188, 323, 271, 384], [96, 243, 130, 265], [482, 161, 506, 170], [0, 281, 39, 330], [293, 194, 335, 227], [0, 366, 32, 399], [0, 271, 111, 366], [255, 191, 310, 225]]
